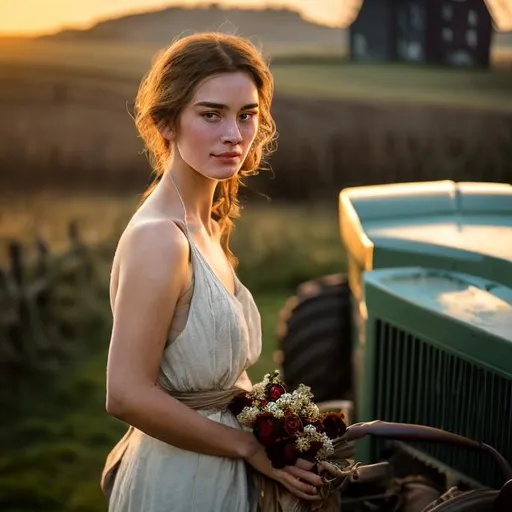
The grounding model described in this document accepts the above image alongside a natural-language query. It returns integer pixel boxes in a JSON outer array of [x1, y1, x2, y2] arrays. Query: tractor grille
[[373, 320, 512, 488]]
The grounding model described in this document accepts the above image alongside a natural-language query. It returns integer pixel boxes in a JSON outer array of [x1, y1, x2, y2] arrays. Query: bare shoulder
[[110, 218, 190, 307], [120, 218, 188, 261]]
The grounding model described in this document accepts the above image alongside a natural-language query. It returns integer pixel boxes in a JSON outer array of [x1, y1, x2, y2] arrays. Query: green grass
[[1, 38, 511, 112], [247, 291, 290, 382], [272, 61, 512, 112]]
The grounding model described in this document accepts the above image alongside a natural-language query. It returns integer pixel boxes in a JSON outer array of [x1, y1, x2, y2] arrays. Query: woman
[[101, 32, 323, 511]]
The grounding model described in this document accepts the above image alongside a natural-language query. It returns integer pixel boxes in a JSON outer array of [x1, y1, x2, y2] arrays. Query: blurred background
[[0, 1, 511, 510]]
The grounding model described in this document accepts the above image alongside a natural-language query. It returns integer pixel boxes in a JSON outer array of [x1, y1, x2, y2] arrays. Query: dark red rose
[[312, 419, 325, 433], [228, 392, 254, 417], [267, 384, 286, 401], [320, 412, 347, 439], [303, 440, 324, 459], [284, 413, 303, 436], [254, 412, 283, 446], [265, 437, 300, 469]]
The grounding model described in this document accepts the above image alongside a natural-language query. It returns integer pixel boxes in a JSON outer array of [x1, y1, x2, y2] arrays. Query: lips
[[214, 152, 241, 158]]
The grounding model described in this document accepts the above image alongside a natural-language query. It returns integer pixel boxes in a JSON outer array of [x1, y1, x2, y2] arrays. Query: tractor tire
[[275, 273, 353, 403]]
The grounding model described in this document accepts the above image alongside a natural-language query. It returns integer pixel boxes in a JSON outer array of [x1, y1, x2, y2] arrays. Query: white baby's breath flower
[[288, 400, 303, 414], [294, 384, 314, 400], [264, 401, 284, 418], [296, 436, 311, 453], [301, 403, 320, 422], [237, 406, 260, 427], [314, 434, 334, 460], [251, 382, 266, 394], [317, 440, 334, 460], [276, 393, 293, 407], [262, 370, 280, 386], [265, 402, 278, 413], [303, 424, 317, 435], [273, 408, 285, 419]]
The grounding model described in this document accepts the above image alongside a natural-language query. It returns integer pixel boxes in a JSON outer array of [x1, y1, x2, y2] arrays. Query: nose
[[221, 119, 242, 145]]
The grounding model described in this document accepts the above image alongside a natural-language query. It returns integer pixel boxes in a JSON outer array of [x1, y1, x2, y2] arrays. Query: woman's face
[[172, 71, 260, 181]]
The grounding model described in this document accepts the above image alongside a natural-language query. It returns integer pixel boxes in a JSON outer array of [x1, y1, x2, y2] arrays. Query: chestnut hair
[[134, 32, 277, 265]]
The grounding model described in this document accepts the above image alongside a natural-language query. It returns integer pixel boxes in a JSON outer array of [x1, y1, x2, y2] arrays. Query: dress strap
[[169, 172, 192, 238]]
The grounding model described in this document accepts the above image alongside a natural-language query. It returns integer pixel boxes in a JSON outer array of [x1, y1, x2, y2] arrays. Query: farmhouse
[[349, 0, 493, 68]]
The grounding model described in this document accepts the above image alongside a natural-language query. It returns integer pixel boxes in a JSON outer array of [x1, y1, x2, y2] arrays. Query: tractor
[[276, 180, 512, 511]]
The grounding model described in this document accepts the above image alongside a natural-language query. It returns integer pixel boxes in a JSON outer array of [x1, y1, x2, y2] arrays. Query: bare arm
[[106, 220, 258, 459]]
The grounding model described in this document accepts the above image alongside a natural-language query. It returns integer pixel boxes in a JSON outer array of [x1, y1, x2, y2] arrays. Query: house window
[[448, 50, 473, 67], [398, 10, 407, 30], [468, 10, 478, 26], [397, 39, 408, 59], [411, 3, 425, 29], [354, 34, 368, 58], [407, 41, 424, 61], [466, 29, 478, 48], [442, 28, 454, 42], [442, 4, 453, 21]]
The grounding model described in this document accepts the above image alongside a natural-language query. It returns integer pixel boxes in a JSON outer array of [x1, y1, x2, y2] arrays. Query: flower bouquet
[[229, 370, 355, 476]]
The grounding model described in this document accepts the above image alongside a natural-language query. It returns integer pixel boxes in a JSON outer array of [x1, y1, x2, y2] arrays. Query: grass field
[[0, 192, 345, 282], [0, 195, 345, 511], [1, 37, 510, 199], [271, 60, 512, 111], [1, 38, 511, 112]]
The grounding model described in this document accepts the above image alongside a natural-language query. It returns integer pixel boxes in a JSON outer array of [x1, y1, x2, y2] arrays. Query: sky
[[0, 0, 510, 36], [0, 0, 359, 35]]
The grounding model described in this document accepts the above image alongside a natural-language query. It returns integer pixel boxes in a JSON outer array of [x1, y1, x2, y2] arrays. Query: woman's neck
[[162, 165, 218, 235]]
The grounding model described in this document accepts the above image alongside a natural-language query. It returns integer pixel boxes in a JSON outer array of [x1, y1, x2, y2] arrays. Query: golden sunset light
[[0, 0, 363, 35], [2, 0, 509, 38]]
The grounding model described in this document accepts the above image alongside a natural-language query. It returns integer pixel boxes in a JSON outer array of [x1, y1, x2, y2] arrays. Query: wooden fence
[[0, 222, 108, 410]]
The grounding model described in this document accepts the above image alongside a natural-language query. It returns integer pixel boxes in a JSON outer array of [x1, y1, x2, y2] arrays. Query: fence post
[[35, 236, 51, 312], [0, 266, 18, 405], [7, 241, 37, 401], [69, 219, 93, 281]]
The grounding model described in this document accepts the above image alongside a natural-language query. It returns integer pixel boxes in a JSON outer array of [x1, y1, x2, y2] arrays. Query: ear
[[154, 117, 174, 141], [159, 124, 174, 141]]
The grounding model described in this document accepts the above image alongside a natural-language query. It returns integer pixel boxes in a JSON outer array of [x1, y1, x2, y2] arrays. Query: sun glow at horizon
[[0, 0, 358, 37], [0, 0, 509, 37]]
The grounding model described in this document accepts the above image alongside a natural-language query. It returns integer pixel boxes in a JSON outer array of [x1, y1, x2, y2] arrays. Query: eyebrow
[[194, 101, 259, 110]]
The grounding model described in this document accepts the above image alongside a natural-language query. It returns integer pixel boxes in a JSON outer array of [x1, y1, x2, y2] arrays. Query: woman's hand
[[246, 446, 322, 501], [281, 458, 324, 499], [284, 458, 323, 487]]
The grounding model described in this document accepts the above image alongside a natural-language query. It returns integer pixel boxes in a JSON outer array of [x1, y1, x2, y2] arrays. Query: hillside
[[43, 5, 344, 47]]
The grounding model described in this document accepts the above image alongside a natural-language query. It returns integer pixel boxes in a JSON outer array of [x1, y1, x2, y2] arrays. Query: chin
[[207, 164, 241, 181]]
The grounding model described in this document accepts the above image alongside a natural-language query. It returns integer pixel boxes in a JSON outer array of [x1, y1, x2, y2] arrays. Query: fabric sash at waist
[[100, 386, 242, 501], [171, 387, 243, 410]]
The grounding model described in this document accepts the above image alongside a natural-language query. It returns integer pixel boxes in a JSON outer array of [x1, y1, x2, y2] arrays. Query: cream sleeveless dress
[[107, 204, 262, 511]]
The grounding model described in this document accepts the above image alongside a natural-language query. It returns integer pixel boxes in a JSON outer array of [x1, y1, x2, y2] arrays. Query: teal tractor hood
[[339, 181, 512, 297]]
